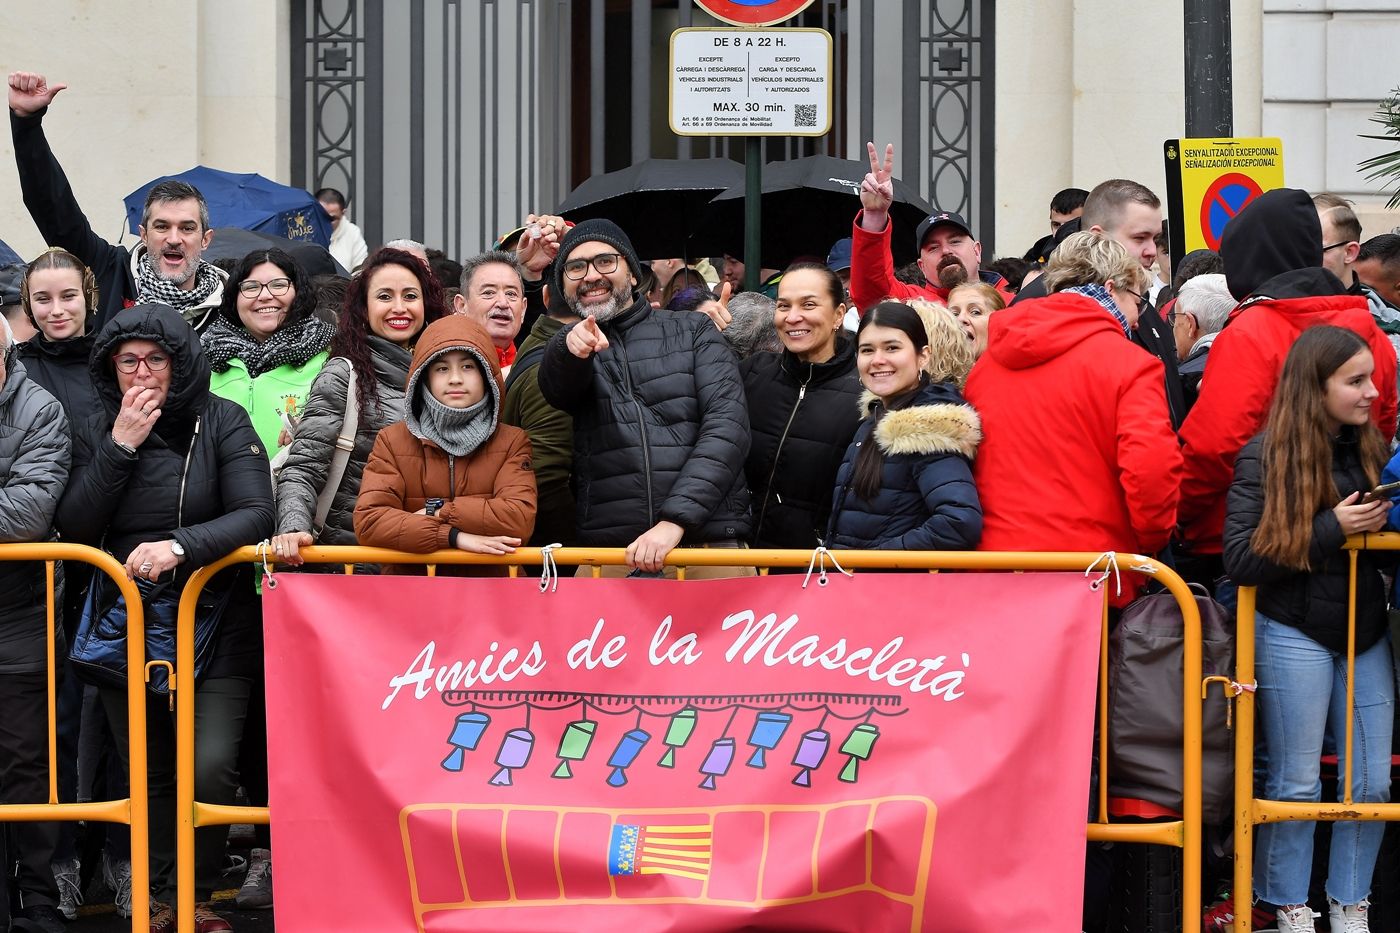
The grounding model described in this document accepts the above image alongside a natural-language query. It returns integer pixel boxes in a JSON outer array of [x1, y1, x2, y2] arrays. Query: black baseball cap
[[915, 210, 974, 249]]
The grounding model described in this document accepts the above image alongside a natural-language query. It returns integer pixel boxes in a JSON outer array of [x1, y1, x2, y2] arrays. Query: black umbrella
[[203, 227, 349, 277], [692, 155, 932, 270], [556, 158, 745, 259]]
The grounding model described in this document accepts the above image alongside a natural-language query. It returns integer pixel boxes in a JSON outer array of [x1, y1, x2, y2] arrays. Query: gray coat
[[275, 336, 412, 546], [0, 354, 71, 672]]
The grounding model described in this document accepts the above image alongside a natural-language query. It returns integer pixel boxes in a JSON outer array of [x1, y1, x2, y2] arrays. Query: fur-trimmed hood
[[858, 382, 982, 459]]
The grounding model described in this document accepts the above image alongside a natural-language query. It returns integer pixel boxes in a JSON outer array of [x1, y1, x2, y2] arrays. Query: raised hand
[[112, 386, 161, 450], [517, 213, 567, 276], [8, 72, 67, 118], [694, 280, 734, 331], [858, 141, 895, 231], [565, 314, 610, 359]]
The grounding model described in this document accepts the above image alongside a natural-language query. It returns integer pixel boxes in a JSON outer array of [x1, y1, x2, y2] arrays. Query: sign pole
[[744, 137, 762, 292], [1184, 0, 1233, 136]]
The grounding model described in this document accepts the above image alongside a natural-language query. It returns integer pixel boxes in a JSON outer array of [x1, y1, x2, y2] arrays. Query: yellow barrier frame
[[0, 542, 154, 928], [1232, 532, 1400, 932], [175, 545, 1206, 932]]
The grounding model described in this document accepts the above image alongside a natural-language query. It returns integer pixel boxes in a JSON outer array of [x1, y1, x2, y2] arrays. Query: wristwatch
[[170, 540, 186, 562]]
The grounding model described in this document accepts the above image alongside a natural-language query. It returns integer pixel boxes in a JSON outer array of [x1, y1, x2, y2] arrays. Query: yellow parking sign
[[1163, 137, 1285, 259]]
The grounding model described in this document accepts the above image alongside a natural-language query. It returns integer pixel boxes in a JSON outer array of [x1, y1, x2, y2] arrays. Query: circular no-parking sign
[[695, 0, 817, 27], [1200, 172, 1264, 250]]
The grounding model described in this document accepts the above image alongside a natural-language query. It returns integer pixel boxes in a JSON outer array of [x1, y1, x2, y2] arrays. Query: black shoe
[[17, 903, 68, 933]]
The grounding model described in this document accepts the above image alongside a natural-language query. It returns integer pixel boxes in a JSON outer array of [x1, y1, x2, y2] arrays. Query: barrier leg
[[1233, 587, 1257, 933]]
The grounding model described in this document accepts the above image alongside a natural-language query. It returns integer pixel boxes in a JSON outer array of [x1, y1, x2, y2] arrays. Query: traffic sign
[[694, 0, 817, 27], [1163, 137, 1285, 259], [1199, 172, 1263, 250], [669, 28, 832, 137]]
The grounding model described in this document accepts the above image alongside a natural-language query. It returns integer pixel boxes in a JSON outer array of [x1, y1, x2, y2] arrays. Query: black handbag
[[69, 572, 230, 695]]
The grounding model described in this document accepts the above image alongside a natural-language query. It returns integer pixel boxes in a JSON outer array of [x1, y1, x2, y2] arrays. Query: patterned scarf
[[1063, 283, 1131, 338], [134, 248, 224, 317], [201, 314, 336, 378]]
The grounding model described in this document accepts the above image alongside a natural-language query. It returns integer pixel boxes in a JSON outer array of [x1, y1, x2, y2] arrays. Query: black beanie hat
[[552, 218, 641, 301]]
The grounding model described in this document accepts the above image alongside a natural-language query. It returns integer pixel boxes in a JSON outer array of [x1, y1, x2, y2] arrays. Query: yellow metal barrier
[[1232, 532, 1400, 932], [0, 542, 153, 928], [174, 545, 1206, 932]]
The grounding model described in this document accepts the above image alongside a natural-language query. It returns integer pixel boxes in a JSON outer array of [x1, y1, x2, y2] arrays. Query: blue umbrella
[[123, 166, 333, 248], [0, 237, 22, 267]]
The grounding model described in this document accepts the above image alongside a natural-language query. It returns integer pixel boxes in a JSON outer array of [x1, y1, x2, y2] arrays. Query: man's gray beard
[[937, 261, 969, 289], [568, 283, 633, 322], [149, 252, 197, 287]]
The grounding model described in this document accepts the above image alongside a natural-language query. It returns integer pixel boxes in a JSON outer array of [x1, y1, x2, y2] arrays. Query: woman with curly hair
[[271, 247, 447, 565]]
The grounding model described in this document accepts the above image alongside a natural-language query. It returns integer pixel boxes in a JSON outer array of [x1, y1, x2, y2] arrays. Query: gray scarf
[[414, 392, 495, 457]]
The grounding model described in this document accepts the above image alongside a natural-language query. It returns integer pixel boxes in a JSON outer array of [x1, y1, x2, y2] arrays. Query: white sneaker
[[51, 857, 82, 921], [1328, 897, 1372, 933], [101, 851, 132, 920], [236, 847, 273, 909], [1277, 903, 1319, 932]]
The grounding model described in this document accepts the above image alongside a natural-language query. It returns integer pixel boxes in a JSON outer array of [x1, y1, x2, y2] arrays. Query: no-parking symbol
[[1200, 173, 1263, 250]]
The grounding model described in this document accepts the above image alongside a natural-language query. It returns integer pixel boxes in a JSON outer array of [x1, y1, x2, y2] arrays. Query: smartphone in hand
[[1362, 480, 1400, 504]]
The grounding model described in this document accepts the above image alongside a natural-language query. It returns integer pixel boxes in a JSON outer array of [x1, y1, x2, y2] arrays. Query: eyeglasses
[[1122, 286, 1143, 304], [561, 252, 623, 280], [112, 351, 171, 374], [1322, 241, 1353, 253], [237, 277, 293, 298]]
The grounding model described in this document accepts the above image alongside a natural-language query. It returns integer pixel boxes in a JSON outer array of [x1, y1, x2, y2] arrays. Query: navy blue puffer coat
[[826, 379, 983, 550]]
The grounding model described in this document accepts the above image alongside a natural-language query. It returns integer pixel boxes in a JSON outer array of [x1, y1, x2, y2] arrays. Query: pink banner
[[263, 571, 1101, 932]]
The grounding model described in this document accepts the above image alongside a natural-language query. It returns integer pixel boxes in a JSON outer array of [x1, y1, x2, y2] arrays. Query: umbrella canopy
[[693, 155, 933, 270], [0, 237, 22, 267], [124, 166, 333, 248], [201, 227, 349, 278], [556, 158, 744, 259]]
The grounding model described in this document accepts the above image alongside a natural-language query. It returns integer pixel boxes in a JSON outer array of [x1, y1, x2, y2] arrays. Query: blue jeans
[[1254, 613, 1395, 906]]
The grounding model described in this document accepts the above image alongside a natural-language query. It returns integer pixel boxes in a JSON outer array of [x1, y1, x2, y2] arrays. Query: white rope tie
[[256, 540, 277, 589], [802, 546, 855, 589], [538, 543, 564, 593], [1084, 551, 1121, 597]]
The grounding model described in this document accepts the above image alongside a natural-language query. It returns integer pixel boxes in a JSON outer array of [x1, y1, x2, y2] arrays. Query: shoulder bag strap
[[312, 359, 359, 537]]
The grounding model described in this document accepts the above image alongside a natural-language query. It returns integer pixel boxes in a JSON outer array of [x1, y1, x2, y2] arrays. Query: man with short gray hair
[[455, 251, 527, 369], [1170, 273, 1234, 410]]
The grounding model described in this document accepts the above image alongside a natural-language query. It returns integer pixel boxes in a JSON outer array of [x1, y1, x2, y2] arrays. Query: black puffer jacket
[[741, 338, 862, 548], [538, 296, 751, 546], [1223, 431, 1388, 654], [56, 304, 274, 675], [17, 332, 98, 445], [827, 380, 983, 551]]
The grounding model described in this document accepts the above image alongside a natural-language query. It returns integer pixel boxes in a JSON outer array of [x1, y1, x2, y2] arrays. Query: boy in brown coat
[[355, 315, 535, 572]]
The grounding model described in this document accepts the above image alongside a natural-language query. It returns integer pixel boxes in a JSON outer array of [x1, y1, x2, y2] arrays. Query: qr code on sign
[[793, 104, 817, 127]]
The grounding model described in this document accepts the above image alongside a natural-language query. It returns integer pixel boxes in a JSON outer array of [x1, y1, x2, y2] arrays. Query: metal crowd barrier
[[1231, 532, 1400, 933], [172, 545, 1206, 933], [0, 542, 153, 928]]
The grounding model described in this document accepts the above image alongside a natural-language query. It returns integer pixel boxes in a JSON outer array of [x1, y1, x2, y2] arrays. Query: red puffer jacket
[[1178, 272, 1398, 555], [964, 291, 1182, 597]]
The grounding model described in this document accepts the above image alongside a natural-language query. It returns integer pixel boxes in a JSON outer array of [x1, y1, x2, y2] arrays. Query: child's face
[[427, 349, 487, 409]]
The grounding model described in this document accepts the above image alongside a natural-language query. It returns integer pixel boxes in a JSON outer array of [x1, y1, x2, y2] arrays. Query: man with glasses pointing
[[539, 219, 754, 577]]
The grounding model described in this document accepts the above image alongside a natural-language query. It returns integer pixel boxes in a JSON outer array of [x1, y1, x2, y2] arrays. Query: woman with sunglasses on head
[[55, 302, 274, 932], [202, 249, 335, 458], [271, 247, 447, 566]]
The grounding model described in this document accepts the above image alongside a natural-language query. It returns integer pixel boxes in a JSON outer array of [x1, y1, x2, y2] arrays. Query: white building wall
[[0, 0, 288, 262]]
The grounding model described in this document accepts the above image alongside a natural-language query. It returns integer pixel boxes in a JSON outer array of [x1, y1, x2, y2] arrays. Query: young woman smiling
[[273, 247, 447, 565], [826, 301, 983, 551], [740, 263, 863, 550]]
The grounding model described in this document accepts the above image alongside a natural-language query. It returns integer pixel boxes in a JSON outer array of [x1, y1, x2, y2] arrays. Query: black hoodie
[[1220, 187, 1325, 302]]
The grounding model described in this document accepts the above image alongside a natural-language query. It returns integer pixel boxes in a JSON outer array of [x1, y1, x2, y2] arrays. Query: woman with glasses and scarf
[[202, 249, 335, 459]]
